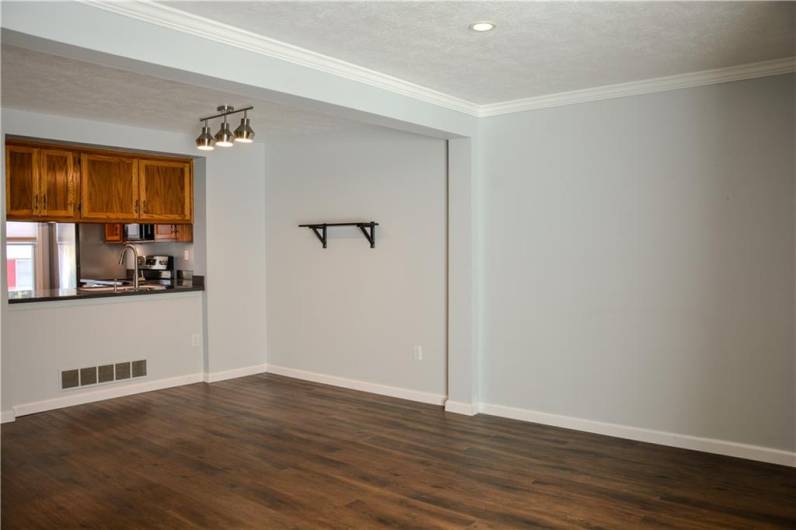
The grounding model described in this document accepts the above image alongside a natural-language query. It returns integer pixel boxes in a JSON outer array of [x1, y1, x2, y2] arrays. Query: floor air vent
[[61, 360, 146, 389]]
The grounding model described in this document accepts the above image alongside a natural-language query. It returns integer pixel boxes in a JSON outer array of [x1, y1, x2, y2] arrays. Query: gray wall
[[480, 74, 795, 451], [4, 293, 204, 408], [1, 108, 267, 414], [266, 126, 448, 396], [203, 144, 267, 374]]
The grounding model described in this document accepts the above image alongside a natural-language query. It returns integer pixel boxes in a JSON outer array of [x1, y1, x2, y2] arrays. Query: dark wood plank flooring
[[2, 373, 795, 529]]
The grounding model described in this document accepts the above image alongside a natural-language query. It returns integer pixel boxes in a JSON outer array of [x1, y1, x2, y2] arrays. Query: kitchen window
[[6, 242, 35, 292]]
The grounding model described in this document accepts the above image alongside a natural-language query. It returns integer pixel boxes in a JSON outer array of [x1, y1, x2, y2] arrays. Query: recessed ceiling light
[[469, 21, 495, 32]]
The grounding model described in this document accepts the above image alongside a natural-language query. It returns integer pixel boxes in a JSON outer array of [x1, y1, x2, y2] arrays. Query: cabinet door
[[139, 160, 192, 222], [154, 224, 193, 242], [154, 224, 177, 241], [81, 154, 138, 221], [175, 224, 193, 242], [39, 149, 77, 219], [6, 146, 39, 219], [104, 223, 124, 243]]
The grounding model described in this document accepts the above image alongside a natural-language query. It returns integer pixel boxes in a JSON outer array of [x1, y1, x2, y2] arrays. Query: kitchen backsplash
[[78, 224, 194, 280]]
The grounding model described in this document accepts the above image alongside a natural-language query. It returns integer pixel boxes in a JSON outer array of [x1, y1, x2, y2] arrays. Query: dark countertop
[[8, 277, 204, 304]]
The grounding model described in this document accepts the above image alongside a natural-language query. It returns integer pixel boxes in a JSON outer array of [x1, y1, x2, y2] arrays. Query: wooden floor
[[2, 374, 795, 529]]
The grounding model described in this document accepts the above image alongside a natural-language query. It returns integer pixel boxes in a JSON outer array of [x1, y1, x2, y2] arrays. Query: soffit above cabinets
[[0, 45, 368, 136]]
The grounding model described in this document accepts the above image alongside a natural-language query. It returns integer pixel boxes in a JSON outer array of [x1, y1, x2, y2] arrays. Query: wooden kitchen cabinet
[[139, 159, 192, 223], [6, 142, 193, 224], [6, 146, 78, 221], [104, 223, 124, 243], [175, 224, 193, 242], [80, 153, 139, 221], [38, 149, 77, 219], [154, 223, 174, 240], [104, 223, 193, 243], [154, 223, 193, 242], [6, 145, 38, 219]]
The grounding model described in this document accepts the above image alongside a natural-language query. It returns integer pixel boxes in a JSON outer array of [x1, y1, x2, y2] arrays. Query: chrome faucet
[[118, 244, 142, 290]]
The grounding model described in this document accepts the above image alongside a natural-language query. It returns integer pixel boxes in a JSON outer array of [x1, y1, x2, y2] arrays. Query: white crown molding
[[80, 2, 795, 119], [79, 0, 480, 116], [477, 56, 796, 117]]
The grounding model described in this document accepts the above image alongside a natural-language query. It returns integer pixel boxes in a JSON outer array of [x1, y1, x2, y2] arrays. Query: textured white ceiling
[[0, 45, 362, 136], [162, 1, 796, 104]]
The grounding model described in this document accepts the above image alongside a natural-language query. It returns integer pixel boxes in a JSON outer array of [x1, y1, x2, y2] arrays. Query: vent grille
[[98, 364, 114, 383], [115, 362, 131, 380], [80, 367, 97, 386], [132, 360, 147, 378], [61, 369, 79, 389], [61, 360, 147, 389]]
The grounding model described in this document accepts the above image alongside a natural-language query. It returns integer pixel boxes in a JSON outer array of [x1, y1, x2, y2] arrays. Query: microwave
[[124, 224, 155, 241]]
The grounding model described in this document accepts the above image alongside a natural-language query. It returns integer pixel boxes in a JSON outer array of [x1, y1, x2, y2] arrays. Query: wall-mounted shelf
[[298, 222, 378, 248]]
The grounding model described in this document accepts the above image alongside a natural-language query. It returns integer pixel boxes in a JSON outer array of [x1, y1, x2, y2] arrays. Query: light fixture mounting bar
[[199, 105, 254, 122]]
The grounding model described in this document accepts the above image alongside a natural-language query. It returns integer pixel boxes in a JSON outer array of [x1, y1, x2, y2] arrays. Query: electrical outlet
[[183, 249, 191, 261], [192, 334, 201, 347], [413, 345, 423, 361]]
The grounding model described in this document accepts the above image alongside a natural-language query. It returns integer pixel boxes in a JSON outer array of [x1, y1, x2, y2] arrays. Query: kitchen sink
[[137, 284, 167, 291], [78, 285, 119, 293], [78, 284, 167, 293]]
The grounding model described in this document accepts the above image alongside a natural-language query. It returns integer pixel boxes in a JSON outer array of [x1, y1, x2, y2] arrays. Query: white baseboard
[[9, 365, 788, 468], [266, 365, 446, 406], [204, 363, 268, 383], [444, 400, 478, 416], [12, 372, 205, 419], [6, 364, 267, 422], [479, 402, 796, 468]]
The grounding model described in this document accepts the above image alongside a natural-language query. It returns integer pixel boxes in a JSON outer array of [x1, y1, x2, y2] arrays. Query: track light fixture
[[197, 105, 255, 151]]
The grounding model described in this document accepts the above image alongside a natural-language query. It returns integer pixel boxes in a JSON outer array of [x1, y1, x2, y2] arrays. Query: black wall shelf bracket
[[298, 222, 378, 249]]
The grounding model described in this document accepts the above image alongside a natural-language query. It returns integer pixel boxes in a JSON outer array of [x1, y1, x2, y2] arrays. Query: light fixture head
[[234, 112, 255, 143], [195, 122, 215, 151], [469, 21, 495, 32], [215, 119, 234, 147]]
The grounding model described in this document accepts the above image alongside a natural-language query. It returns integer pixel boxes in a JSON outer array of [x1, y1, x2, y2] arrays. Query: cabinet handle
[[143, 199, 148, 212], [43, 195, 47, 211], [134, 199, 139, 214], [34, 194, 39, 212]]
